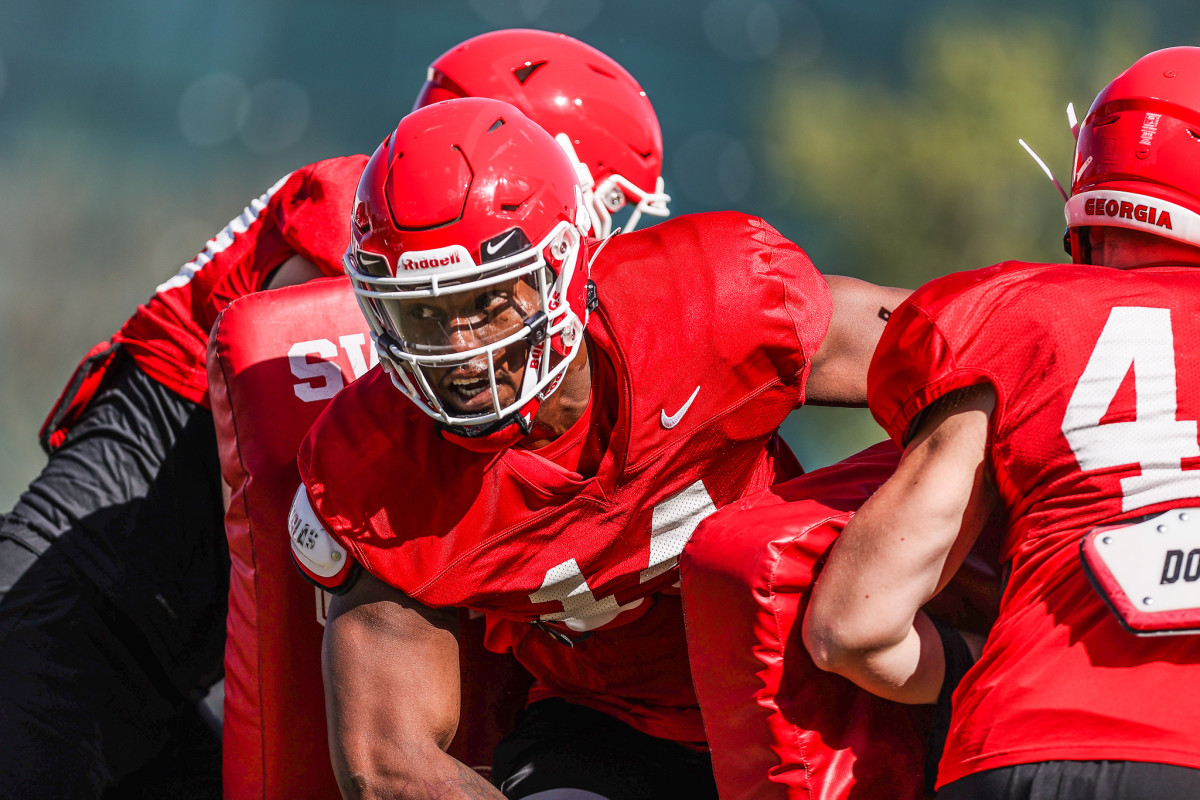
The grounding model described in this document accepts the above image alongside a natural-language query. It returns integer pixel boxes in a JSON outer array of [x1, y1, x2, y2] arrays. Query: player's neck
[[518, 340, 593, 450], [1092, 231, 1200, 269]]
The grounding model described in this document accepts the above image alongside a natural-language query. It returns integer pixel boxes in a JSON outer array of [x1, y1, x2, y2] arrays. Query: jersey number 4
[[529, 480, 718, 630], [1062, 306, 1200, 512]]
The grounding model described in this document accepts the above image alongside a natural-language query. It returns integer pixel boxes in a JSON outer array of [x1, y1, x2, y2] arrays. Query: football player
[[291, 97, 911, 799], [804, 47, 1200, 800], [0, 29, 670, 798]]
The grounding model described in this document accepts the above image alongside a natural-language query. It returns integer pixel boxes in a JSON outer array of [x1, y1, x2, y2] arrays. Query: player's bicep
[[323, 571, 462, 784], [807, 276, 911, 406], [266, 253, 326, 289]]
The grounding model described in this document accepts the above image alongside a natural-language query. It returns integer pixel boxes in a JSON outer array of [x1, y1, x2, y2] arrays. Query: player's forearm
[[806, 609, 946, 704], [333, 746, 504, 800], [805, 389, 996, 701], [323, 574, 472, 800], [803, 479, 956, 689]]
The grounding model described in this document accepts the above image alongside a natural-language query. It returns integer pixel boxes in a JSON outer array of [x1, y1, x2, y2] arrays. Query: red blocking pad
[[209, 277, 527, 799], [682, 441, 999, 800]]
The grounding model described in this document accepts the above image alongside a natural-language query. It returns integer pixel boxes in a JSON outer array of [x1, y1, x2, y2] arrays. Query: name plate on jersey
[[1081, 508, 1200, 635]]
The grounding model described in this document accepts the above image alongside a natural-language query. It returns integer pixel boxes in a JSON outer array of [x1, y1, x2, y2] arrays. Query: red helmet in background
[[414, 28, 669, 239], [346, 98, 591, 445], [1066, 47, 1200, 263]]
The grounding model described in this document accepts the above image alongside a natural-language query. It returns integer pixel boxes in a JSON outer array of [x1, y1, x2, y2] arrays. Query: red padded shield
[[681, 443, 929, 800], [682, 441, 999, 800], [208, 277, 528, 799]]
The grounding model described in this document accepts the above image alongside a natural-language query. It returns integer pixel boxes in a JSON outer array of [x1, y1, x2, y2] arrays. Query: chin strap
[[438, 337, 584, 453], [437, 396, 544, 453]]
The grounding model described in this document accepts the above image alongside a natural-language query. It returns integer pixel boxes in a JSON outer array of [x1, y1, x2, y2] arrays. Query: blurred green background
[[0, 0, 1194, 510]]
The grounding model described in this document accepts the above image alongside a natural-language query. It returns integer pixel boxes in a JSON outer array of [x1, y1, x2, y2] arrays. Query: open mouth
[[442, 372, 499, 413], [431, 343, 526, 417], [451, 375, 490, 400]]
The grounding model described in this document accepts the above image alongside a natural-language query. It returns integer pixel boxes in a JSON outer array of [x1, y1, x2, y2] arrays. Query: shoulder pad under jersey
[[288, 485, 360, 594]]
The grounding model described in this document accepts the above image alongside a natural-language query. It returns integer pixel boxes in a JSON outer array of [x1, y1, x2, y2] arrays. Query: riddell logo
[[401, 250, 462, 270], [1084, 197, 1173, 230]]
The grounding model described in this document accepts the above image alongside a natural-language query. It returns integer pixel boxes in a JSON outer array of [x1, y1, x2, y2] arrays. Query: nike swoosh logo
[[485, 230, 518, 256], [660, 386, 701, 429]]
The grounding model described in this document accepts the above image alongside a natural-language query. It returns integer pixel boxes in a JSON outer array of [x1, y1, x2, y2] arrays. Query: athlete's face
[[395, 276, 541, 414]]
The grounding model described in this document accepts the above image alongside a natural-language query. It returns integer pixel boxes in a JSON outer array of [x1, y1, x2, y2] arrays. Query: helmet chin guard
[[436, 395, 542, 453], [346, 98, 592, 441]]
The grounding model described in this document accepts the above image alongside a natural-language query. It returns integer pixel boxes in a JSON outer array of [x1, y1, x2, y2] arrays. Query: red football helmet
[[346, 98, 592, 443], [414, 28, 668, 239], [1066, 47, 1200, 263]]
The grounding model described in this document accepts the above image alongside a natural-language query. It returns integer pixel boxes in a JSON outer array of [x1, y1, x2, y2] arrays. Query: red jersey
[[112, 155, 365, 405], [297, 211, 832, 742], [869, 260, 1200, 786]]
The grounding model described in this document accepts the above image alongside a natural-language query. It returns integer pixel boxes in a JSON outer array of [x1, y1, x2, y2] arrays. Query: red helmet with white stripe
[[346, 98, 591, 447], [414, 28, 668, 239], [1066, 47, 1200, 263]]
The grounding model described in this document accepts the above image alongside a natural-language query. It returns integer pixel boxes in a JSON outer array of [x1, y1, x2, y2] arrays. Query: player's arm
[[266, 253, 327, 290], [805, 275, 911, 406], [323, 570, 504, 800], [802, 384, 998, 703]]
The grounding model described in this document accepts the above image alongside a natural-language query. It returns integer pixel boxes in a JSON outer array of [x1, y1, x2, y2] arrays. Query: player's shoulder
[[299, 368, 431, 532], [592, 210, 816, 292], [301, 366, 398, 465], [868, 262, 1057, 444], [602, 210, 795, 251], [309, 364, 396, 431], [586, 211, 824, 431], [906, 260, 1053, 313], [906, 261, 1136, 343], [289, 154, 371, 192], [300, 365, 479, 492], [269, 154, 371, 275]]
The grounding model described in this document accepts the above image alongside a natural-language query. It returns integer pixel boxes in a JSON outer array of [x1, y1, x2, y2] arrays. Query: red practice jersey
[[113, 155, 365, 405], [296, 211, 832, 742], [869, 260, 1200, 786], [41, 156, 364, 450]]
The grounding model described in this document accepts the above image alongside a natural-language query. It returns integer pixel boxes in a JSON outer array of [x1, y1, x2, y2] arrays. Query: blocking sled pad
[[208, 276, 529, 799]]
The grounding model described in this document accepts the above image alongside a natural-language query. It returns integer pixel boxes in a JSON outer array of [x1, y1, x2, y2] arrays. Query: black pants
[[938, 760, 1200, 800], [493, 699, 718, 800], [0, 353, 226, 798]]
